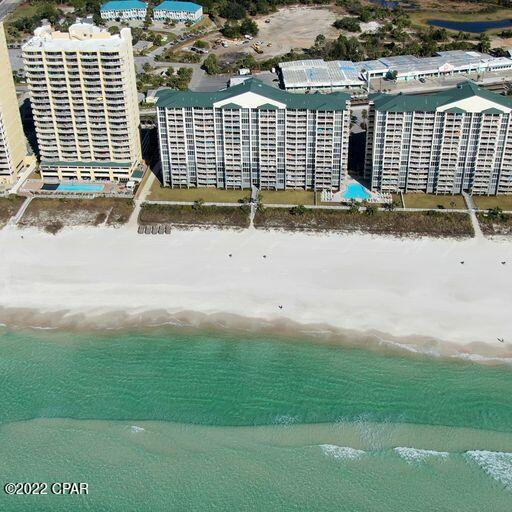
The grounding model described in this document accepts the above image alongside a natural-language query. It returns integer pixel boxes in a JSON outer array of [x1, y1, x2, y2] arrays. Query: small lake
[[427, 18, 512, 33]]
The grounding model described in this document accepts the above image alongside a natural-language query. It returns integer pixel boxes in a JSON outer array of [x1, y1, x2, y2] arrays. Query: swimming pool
[[343, 183, 371, 201], [56, 183, 105, 193]]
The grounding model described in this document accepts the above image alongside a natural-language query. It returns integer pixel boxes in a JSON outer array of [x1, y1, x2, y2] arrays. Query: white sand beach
[[0, 225, 511, 357]]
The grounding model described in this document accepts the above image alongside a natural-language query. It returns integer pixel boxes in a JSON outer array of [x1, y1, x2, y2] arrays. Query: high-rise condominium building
[[156, 79, 351, 190], [23, 23, 142, 181], [0, 23, 27, 182], [365, 82, 512, 195]]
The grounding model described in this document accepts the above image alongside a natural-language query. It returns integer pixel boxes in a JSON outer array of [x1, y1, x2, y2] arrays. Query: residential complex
[[22, 23, 142, 181], [0, 23, 28, 183], [156, 79, 351, 190], [100, 1, 148, 21], [280, 51, 512, 91], [153, 1, 203, 23], [365, 82, 512, 195]]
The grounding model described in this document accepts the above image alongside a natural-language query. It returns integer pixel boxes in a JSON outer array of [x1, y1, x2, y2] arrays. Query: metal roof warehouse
[[279, 51, 512, 91]]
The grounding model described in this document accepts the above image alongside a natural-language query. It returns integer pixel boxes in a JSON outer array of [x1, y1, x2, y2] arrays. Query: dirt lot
[[254, 208, 473, 238], [206, 6, 340, 61], [0, 196, 24, 228], [18, 198, 134, 233]]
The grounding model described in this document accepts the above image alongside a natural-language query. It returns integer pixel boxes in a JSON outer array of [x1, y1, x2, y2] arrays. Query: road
[[0, 0, 22, 21]]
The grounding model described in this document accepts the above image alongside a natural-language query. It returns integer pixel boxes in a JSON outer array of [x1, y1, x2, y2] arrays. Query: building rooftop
[[22, 23, 131, 52], [154, 1, 202, 12], [280, 51, 512, 89], [100, 1, 148, 11], [370, 81, 512, 112], [156, 78, 350, 110]]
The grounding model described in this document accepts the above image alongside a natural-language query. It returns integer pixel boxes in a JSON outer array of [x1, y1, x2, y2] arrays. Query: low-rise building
[[100, 0, 148, 21], [153, 1, 203, 23], [365, 81, 512, 195], [280, 51, 512, 91], [156, 78, 351, 190]]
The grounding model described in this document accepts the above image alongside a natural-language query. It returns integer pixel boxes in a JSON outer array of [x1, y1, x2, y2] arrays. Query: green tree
[[240, 18, 258, 36], [333, 17, 361, 32], [202, 54, 221, 75], [290, 204, 307, 215]]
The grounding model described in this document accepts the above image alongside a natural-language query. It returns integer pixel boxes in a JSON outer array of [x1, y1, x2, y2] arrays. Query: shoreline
[[1, 306, 512, 364], [1, 225, 511, 363]]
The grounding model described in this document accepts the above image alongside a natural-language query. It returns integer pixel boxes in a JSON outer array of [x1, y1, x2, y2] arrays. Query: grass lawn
[[19, 198, 134, 233], [254, 208, 473, 238], [139, 203, 250, 228], [473, 196, 512, 211], [0, 196, 24, 228], [260, 190, 315, 205], [148, 183, 250, 203], [5, 2, 40, 22], [402, 194, 466, 209]]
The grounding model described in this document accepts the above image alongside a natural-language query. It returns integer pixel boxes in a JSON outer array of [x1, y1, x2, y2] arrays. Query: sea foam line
[[319, 444, 365, 460], [394, 447, 449, 463], [465, 450, 512, 489]]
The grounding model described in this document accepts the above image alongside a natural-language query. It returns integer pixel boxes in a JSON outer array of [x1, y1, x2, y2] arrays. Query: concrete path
[[9, 196, 32, 226], [462, 191, 484, 239], [249, 186, 259, 229], [128, 171, 156, 229]]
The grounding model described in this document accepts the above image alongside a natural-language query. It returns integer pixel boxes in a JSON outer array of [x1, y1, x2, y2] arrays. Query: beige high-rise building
[[0, 23, 27, 183], [22, 22, 142, 181]]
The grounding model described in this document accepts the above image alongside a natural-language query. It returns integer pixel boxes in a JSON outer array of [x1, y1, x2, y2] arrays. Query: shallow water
[[0, 328, 511, 510]]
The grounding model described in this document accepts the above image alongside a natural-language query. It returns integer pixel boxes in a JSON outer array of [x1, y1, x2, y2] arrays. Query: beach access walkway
[[9, 196, 32, 226], [128, 171, 156, 228], [462, 191, 484, 239]]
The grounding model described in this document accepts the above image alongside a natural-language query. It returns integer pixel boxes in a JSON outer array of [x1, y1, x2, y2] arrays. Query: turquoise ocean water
[[0, 327, 511, 511]]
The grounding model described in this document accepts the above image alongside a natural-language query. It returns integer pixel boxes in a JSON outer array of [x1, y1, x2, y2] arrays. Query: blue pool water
[[57, 183, 104, 192], [427, 19, 512, 33], [343, 183, 371, 200]]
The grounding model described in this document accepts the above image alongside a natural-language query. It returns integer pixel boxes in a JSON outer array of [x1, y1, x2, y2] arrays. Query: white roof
[[22, 23, 130, 52], [280, 51, 512, 88]]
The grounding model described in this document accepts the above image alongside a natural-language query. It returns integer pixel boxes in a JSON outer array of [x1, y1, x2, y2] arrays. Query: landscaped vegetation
[[0, 196, 24, 228], [5, 0, 103, 41], [139, 203, 250, 228], [137, 65, 193, 91], [477, 207, 512, 236], [18, 198, 134, 234], [254, 207, 473, 238]]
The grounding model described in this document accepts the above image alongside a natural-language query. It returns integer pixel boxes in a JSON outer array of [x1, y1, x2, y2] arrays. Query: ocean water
[[0, 328, 511, 511]]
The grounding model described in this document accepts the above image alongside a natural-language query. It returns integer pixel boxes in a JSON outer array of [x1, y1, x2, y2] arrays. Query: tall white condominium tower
[[156, 79, 351, 190], [0, 23, 27, 183], [23, 23, 142, 181], [365, 81, 512, 195]]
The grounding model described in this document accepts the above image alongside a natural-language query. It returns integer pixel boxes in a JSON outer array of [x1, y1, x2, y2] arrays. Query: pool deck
[[20, 179, 130, 197]]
